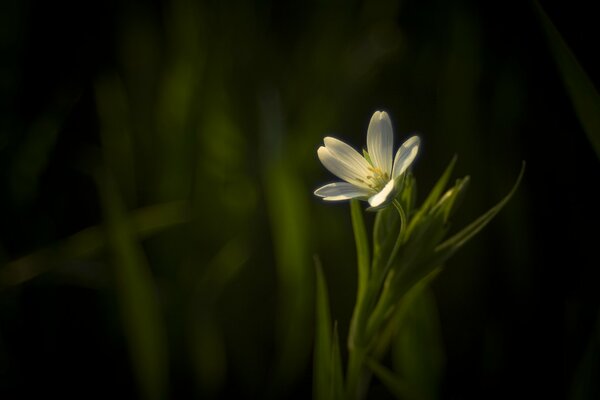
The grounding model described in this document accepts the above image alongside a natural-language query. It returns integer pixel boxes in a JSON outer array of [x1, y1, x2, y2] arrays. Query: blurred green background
[[1, 0, 599, 398]]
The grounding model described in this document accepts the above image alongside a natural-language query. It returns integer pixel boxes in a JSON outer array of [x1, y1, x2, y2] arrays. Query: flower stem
[[346, 199, 409, 399], [346, 346, 370, 400], [392, 199, 407, 245]]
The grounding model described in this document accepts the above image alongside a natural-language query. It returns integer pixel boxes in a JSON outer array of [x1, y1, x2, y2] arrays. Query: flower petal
[[367, 179, 397, 208], [314, 182, 373, 201], [324, 137, 371, 178], [367, 111, 394, 174], [392, 135, 420, 179], [318, 146, 370, 188]]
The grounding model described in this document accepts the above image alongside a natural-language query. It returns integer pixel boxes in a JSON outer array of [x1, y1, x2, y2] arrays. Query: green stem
[[373, 200, 407, 300], [362, 200, 408, 348], [346, 199, 409, 399], [346, 346, 373, 400], [392, 199, 407, 247]]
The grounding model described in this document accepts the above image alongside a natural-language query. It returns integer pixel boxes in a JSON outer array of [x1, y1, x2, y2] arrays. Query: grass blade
[[420, 155, 457, 214], [97, 170, 169, 400], [314, 257, 334, 400], [366, 358, 422, 400], [351, 199, 370, 305], [0, 201, 189, 287], [535, 1, 600, 157], [264, 162, 313, 391], [331, 322, 344, 400], [407, 156, 457, 237], [393, 286, 445, 400], [435, 162, 525, 256]]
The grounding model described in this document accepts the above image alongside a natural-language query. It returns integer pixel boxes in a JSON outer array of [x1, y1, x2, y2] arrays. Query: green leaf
[[351, 199, 370, 305], [377, 164, 523, 315], [421, 155, 458, 213], [397, 211, 448, 275], [366, 358, 422, 400], [407, 156, 457, 237], [331, 322, 344, 400], [0, 201, 189, 287], [313, 257, 334, 400], [198, 237, 250, 302], [264, 162, 313, 388], [373, 205, 400, 272], [435, 162, 525, 257], [393, 286, 445, 400], [97, 170, 168, 400], [399, 173, 417, 217], [189, 238, 249, 395], [433, 176, 470, 222], [348, 200, 375, 355], [535, 1, 600, 158], [369, 269, 440, 360], [363, 250, 443, 372]]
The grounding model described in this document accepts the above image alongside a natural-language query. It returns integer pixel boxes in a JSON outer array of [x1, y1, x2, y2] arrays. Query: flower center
[[363, 166, 389, 190]]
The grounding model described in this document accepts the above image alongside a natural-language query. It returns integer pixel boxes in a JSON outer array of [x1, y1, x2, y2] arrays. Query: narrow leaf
[[373, 205, 400, 270], [399, 173, 417, 216], [370, 269, 440, 360], [264, 162, 313, 388], [97, 171, 168, 400], [0, 201, 188, 287], [314, 257, 334, 400], [436, 162, 525, 255], [331, 322, 344, 400], [366, 358, 422, 400], [393, 286, 445, 400], [420, 155, 457, 213], [535, 1, 600, 157], [351, 199, 370, 304], [433, 176, 470, 222], [407, 156, 457, 236]]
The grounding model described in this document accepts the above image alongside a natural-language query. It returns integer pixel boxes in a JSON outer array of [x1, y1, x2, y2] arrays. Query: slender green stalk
[[350, 200, 371, 311], [346, 199, 409, 400], [386, 199, 408, 274], [345, 346, 368, 400]]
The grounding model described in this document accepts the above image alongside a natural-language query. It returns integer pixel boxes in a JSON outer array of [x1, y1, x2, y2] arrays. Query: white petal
[[324, 137, 371, 178], [392, 136, 420, 179], [314, 182, 373, 201], [367, 111, 394, 174], [367, 179, 397, 208], [318, 146, 370, 188]]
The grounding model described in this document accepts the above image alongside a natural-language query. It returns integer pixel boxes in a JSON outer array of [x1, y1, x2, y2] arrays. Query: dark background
[[1, 0, 599, 399]]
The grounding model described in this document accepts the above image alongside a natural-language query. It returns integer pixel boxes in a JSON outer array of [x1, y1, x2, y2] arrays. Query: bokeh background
[[1, 0, 599, 398]]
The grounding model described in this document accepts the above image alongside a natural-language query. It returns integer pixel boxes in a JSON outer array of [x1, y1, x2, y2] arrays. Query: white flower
[[314, 111, 420, 209]]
